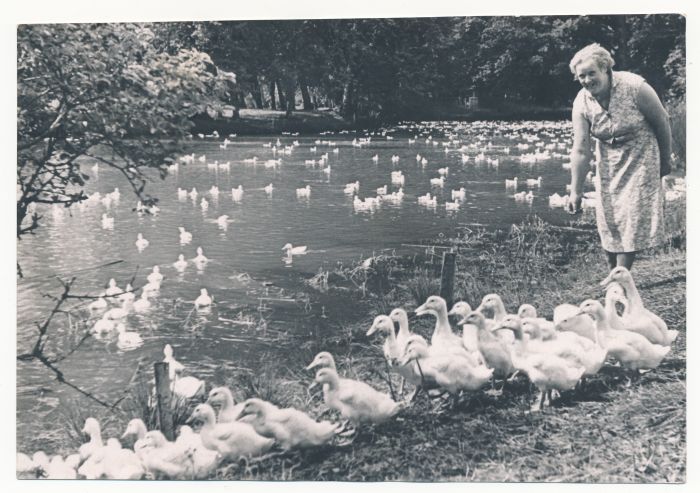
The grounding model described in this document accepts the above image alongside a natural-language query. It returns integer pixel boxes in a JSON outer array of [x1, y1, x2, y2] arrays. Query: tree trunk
[[269, 80, 276, 110], [300, 77, 313, 110], [276, 79, 286, 110], [615, 15, 630, 69], [341, 78, 355, 121], [252, 76, 263, 109], [283, 77, 296, 116]]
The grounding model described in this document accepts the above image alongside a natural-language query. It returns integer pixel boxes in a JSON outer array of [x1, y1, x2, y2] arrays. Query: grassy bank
[[37, 215, 686, 482]]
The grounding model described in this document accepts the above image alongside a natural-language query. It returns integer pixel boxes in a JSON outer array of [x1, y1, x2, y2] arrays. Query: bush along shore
[[34, 216, 686, 482]]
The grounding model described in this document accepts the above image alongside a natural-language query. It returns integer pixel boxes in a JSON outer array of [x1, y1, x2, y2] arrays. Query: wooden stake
[[440, 250, 457, 307], [154, 362, 174, 441]]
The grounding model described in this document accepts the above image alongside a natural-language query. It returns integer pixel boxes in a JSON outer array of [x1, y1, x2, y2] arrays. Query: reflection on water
[[17, 120, 583, 447]]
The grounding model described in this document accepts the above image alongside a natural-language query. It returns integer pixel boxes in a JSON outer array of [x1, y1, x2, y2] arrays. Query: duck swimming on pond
[[178, 226, 192, 245], [135, 233, 149, 251], [193, 246, 209, 266], [147, 266, 163, 285], [282, 243, 307, 256], [173, 254, 188, 272], [116, 323, 143, 350], [195, 288, 213, 309]]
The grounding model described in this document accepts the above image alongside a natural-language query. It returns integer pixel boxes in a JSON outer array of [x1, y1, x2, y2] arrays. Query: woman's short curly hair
[[569, 43, 615, 77]]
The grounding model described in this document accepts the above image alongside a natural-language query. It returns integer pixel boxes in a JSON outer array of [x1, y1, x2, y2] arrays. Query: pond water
[[16, 120, 583, 447]]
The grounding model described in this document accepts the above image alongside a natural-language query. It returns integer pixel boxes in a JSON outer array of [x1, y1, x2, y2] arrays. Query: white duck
[[577, 299, 670, 371], [415, 295, 466, 354], [238, 398, 340, 450], [116, 323, 143, 350], [282, 243, 307, 256], [195, 288, 213, 309], [121, 418, 148, 451], [104, 298, 130, 320], [264, 183, 274, 195], [79, 417, 104, 462], [132, 291, 152, 312], [462, 312, 514, 380], [313, 368, 401, 427], [600, 266, 678, 346], [88, 293, 108, 312], [206, 386, 245, 423], [188, 404, 274, 462], [388, 308, 413, 357], [130, 431, 188, 479], [447, 301, 479, 353], [118, 283, 135, 305], [91, 313, 115, 335], [521, 317, 607, 379], [231, 185, 244, 202], [147, 266, 164, 285], [476, 293, 514, 344], [400, 337, 493, 395], [105, 278, 122, 297], [101, 213, 114, 230], [494, 315, 585, 410], [135, 233, 149, 251], [178, 227, 193, 245], [193, 246, 209, 266], [163, 343, 186, 377], [605, 282, 630, 331], [45, 454, 79, 479], [173, 254, 188, 272]]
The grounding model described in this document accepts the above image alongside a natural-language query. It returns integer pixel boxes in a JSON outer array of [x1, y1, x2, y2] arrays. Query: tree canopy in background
[[167, 14, 684, 120]]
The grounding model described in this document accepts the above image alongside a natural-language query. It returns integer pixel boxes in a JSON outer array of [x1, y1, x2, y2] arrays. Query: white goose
[[147, 266, 164, 285], [178, 227, 192, 245], [578, 299, 670, 371], [195, 288, 213, 309], [600, 266, 678, 346], [282, 243, 307, 256], [187, 404, 274, 462], [101, 213, 114, 230], [116, 323, 143, 350], [133, 291, 152, 312], [135, 233, 149, 251], [105, 278, 122, 297], [173, 254, 188, 272], [206, 386, 245, 423], [238, 398, 340, 450]]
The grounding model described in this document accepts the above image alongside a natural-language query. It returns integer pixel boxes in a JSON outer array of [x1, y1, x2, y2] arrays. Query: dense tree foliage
[[17, 23, 233, 241], [165, 14, 684, 120]]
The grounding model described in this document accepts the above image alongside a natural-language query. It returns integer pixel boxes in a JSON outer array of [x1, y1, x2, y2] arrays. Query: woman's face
[[575, 58, 610, 98]]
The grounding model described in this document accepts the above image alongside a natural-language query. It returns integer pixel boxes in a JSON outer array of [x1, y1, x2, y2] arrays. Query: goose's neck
[[433, 308, 453, 337], [492, 302, 507, 322], [605, 296, 625, 325], [623, 281, 644, 313], [222, 393, 235, 410], [397, 320, 410, 340]]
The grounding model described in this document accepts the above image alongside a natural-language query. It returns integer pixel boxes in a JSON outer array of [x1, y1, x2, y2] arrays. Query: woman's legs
[[605, 250, 637, 270]]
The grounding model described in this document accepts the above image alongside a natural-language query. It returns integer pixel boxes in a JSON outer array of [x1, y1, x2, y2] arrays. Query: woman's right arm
[[568, 102, 592, 213]]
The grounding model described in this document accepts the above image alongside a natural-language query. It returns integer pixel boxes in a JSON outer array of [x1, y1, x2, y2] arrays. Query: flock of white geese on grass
[[18, 265, 678, 480]]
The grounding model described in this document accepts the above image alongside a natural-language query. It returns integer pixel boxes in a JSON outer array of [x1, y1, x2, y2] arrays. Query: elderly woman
[[567, 43, 672, 271]]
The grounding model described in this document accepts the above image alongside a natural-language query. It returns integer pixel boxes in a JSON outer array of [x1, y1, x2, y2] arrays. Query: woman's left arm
[[637, 82, 673, 177]]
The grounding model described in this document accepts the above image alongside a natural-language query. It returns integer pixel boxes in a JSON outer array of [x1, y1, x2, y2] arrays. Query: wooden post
[[153, 362, 174, 441], [440, 250, 457, 307]]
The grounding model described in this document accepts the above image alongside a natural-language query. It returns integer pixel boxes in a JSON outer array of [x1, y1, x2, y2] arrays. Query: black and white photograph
[[8, 0, 694, 487]]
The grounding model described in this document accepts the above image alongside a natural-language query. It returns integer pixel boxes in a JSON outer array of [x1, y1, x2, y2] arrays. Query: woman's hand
[[567, 191, 582, 214]]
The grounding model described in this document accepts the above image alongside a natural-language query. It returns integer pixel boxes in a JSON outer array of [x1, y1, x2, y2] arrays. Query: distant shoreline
[[191, 106, 572, 136]]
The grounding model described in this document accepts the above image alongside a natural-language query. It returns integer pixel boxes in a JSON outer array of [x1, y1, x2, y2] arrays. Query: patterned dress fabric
[[573, 71, 665, 252]]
